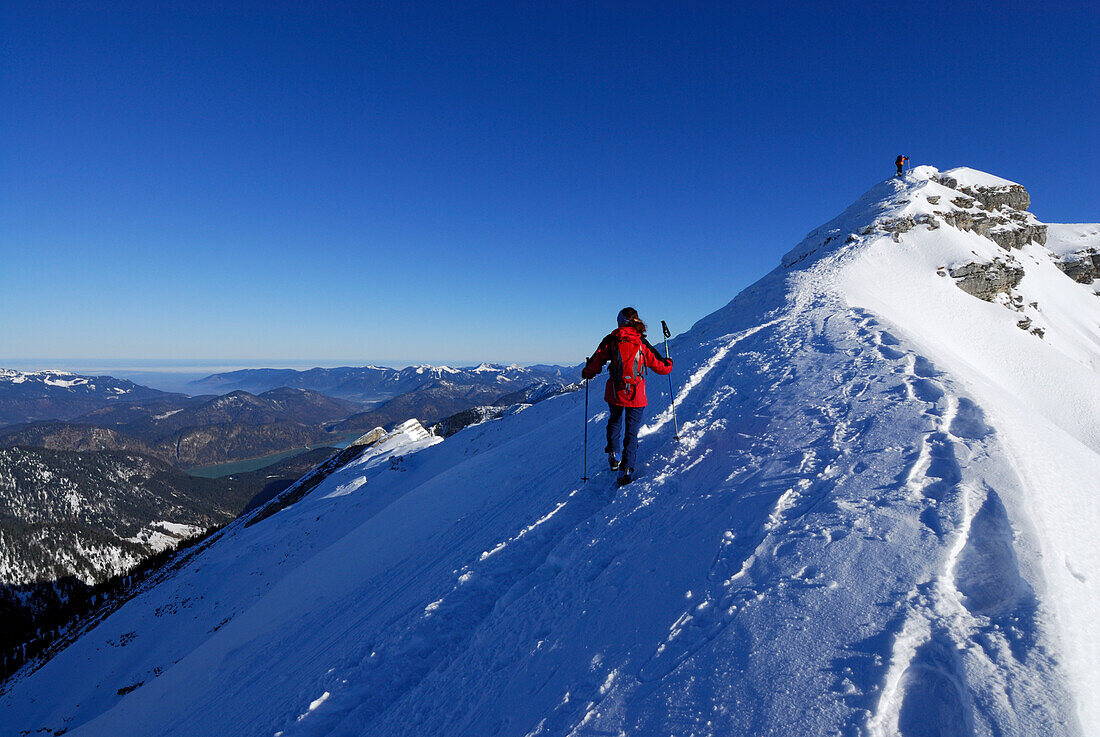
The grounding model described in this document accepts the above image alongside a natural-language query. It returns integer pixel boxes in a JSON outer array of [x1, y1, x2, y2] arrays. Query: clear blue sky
[[2, 1, 1097, 367]]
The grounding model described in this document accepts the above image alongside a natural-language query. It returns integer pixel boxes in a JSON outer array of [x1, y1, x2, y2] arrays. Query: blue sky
[[2, 1, 1097, 367]]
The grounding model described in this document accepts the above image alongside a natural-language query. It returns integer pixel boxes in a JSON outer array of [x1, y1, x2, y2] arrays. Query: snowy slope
[[1046, 222, 1100, 258], [1046, 223, 1100, 288], [3, 167, 1098, 737]]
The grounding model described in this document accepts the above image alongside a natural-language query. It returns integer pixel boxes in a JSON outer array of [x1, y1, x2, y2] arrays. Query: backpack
[[605, 333, 646, 399]]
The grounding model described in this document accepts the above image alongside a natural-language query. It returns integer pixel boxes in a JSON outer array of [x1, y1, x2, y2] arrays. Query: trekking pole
[[582, 372, 590, 482], [661, 321, 681, 441]]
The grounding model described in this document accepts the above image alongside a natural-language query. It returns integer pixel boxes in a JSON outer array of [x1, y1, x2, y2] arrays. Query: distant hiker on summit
[[582, 308, 672, 486], [896, 155, 909, 176]]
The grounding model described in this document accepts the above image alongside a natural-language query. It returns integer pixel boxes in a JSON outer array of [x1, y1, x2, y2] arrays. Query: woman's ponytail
[[616, 307, 647, 336]]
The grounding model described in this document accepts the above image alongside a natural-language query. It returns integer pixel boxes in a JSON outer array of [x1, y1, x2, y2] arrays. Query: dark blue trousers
[[605, 404, 644, 472]]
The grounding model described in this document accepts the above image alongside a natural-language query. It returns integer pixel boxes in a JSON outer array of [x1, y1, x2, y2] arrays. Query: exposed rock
[[938, 208, 1046, 250], [937, 175, 1031, 212], [937, 173, 959, 189], [932, 172, 1045, 251], [973, 184, 1030, 213], [948, 259, 1025, 301], [989, 221, 1047, 251], [1055, 249, 1100, 284], [876, 214, 939, 242], [349, 427, 387, 448]]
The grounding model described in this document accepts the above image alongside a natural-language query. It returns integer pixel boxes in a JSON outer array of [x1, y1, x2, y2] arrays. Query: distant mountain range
[[189, 363, 577, 403], [425, 381, 580, 437], [0, 386, 361, 468], [1, 366, 577, 468], [0, 369, 178, 426]]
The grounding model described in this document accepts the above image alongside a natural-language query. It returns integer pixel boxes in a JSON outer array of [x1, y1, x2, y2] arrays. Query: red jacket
[[581, 327, 672, 408]]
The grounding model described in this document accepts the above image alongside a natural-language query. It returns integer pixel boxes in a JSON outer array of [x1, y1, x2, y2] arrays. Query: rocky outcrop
[[989, 220, 1047, 251], [349, 427, 387, 448], [938, 206, 1046, 250], [948, 259, 1025, 301], [946, 259, 1044, 336], [869, 214, 940, 242], [935, 175, 1046, 250], [937, 174, 1031, 212], [1055, 249, 1100, 284]]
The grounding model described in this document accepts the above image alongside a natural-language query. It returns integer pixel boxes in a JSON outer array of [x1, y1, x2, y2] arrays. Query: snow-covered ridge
[[0, 369, 172, 425], [0, 369, 96, 388], [938, 165, 1021, 190], [3, 166, 1097, 737], [323, 419, 440, 499], [0, 369, 156, 398], [1046, 223, 1100, 257], [780, 165, 1098, 371]]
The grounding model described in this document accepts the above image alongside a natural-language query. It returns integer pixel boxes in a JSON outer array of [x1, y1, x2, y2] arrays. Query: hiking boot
[[607, 453, 620, 471], [617, 468, 634, 487]]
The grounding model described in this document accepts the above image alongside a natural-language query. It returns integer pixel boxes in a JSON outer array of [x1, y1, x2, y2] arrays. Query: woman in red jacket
[[581, 307, 672, 486]]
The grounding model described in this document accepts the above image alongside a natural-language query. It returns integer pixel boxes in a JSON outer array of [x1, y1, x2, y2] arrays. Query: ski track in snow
[[639, 317, 784, 441], [853, 311, 1068, 737], [544, 296, 1072, 737]]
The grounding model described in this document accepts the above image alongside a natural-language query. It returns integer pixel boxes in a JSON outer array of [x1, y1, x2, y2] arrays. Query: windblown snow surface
[[3, 167, 1098, 736]]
